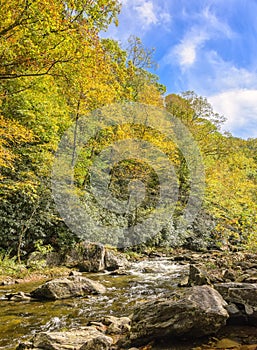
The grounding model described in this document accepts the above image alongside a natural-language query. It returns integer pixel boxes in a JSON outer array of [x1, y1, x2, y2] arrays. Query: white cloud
[[134, 1, 158, 26], [173, 31, 209, 67], [209, 89, 257, 138], [202, 7, 234, 39], [163, 7, 234, 69]]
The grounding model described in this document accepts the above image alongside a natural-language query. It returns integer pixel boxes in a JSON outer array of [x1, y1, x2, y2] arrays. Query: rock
[[223, 269, 236, 281], [214, 283, 257, 306], [215, 338, 240, 349], [27, 251, 62, 268], [30, 276, 106, 300], [142, 267, 156, 273], [6, 291, 31, 302], [214, 282, 257, 325], [103, 316, 131, 334], [130, 285, 229, 345], [1, 280, 13, 286], [109, 269, 131, 276], [16, 327, 113, 350], [64, 242, 130, 273], [187, 265, 211, 286], [104, 249, 129, 271], [69, 270, 83, 276], [65, 242, 106, 272]]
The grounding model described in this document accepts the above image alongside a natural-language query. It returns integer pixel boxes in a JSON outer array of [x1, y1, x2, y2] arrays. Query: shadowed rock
[[130, 285, 228, 345]]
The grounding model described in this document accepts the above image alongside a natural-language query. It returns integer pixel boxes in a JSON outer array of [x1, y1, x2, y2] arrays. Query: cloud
[[163, 6, 234, 69], [209, 89, 257, 139], [103, 0, 172, 41], [172, 31, 209, 67], [134, 1, 158, 26]]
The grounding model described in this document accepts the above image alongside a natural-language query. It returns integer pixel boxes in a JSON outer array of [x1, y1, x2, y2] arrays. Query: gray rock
[[214, 282, 257, 305], [65, 242, 106, 272], [104, 249, 129, 271], [103, 316, 131, 334], [69, 270, 83, 276], [214, 282, 257, 325], [223, 269, 236, 281], [109, 269, 131, 276], [16, 327, 113, 350], [6, 291, 31, 302], [64, 242, 129, 273], [187, 264, 211, 286], [30, 276, 106, 300], [130, 285, 228, 345]]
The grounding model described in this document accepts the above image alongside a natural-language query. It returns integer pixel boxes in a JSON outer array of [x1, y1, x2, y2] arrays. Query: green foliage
[[0, 249, 26, 276], [0, 1, 256, 256]]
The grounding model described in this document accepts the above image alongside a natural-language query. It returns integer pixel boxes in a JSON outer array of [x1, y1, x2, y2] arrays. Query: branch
[[0, 0, 32, 37], [0, 58, 72, 80]]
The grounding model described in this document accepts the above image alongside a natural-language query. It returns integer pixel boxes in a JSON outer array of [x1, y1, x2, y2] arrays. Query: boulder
[[64, 242, 130, 272], [65, 242, 106, 272], [30, 276, 106, 300], [104, 249, 129, 271], [16, 327, 113, 350], [214, 282, 257, 325], [130, 285, 229, 345]]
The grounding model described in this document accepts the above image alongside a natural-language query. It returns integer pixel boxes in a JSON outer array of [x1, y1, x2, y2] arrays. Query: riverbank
[[1, 246, 257, 349]]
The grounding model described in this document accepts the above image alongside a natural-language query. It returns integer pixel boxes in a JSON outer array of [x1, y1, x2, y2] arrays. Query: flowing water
[[0, 258, 188, 349]]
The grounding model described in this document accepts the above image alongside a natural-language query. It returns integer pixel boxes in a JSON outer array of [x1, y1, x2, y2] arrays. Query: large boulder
[[214, 282, 257, 325], [64, 242, 130, 272], [104, 249, 129, 271], [16, 327, 113, 350], [130, 285, 228, 345], [65, 242, 106, 272], [30, 276, 106, 300]]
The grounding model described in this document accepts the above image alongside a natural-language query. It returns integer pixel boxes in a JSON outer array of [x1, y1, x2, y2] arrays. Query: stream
[[0, 258, 188, 349]]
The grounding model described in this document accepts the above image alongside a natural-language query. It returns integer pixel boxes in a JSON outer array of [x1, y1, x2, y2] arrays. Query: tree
[[0, 0, 121, 80]]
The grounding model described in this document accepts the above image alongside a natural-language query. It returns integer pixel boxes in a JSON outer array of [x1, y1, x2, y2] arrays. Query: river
[[0, 258, 187, 349]]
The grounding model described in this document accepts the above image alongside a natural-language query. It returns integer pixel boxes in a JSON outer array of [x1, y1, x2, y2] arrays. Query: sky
[[103, 0, 257, 139]]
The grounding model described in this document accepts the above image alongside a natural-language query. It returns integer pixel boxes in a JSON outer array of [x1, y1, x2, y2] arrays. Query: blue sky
[[103, 0, 257, 139]]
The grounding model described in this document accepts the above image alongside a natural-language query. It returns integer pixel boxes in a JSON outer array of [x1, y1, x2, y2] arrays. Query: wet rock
[[6, 291, 31, 302], [69, 270, 83, 276], [104, 249, 129, 271], [30, 276, 106, 300], [187, 264, 211, 286], [109, 269, 131, 276], [16, 327, 113, 349], [130, 285, 229, 345], [1, 280, 14, 286], [173, 255, 192, 262], [142, 267, 156, 273]]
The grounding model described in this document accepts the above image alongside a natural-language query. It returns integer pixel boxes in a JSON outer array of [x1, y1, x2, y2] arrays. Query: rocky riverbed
[[1, 245, 257, 349]]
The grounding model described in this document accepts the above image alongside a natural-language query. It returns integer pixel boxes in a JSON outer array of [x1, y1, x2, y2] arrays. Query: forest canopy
[[0, 0, 256, 258]]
